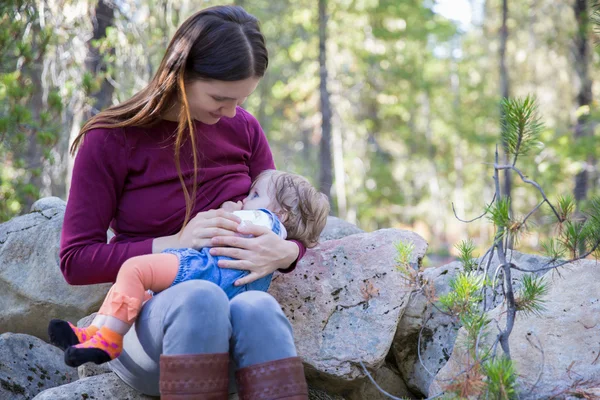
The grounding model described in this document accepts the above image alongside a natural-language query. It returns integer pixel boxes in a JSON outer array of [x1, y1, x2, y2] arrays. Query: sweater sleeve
[[60, 129, 153, 285], [243, 109, 306, 272]]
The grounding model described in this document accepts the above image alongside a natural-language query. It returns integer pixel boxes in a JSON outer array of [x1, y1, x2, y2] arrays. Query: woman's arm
[[152, 209, 242, 253], [60, 129, 154, 285]]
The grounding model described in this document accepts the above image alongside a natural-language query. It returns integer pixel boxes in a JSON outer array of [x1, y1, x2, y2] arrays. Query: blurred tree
[[572, 0, 593, 204], [318, 0, 333, 208], [85, 0, 116, 118], [0, 1, 63, 218], [499, 0, 513, 215]]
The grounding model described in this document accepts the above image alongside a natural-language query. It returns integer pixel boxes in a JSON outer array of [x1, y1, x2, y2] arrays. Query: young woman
[[59, 5, 309, 399]]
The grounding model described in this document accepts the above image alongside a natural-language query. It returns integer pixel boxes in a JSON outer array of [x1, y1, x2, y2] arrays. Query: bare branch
[[481, 244, 496, 310], [418, 314, 438, 378], [452, 193, 497, 223], [524, 332, 545, 397], [359, 360, 419, 399], [521, 200, 545, 226], [510, 241, 600, 273], [494, 164, 561, 220], [493, 148, 515, 359]]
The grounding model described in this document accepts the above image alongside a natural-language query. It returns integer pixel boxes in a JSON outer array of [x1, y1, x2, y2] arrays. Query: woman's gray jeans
[[108, 280, 297, 396]]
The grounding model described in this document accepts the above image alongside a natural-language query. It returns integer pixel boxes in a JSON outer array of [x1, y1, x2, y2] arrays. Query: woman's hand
[[209, 222, 300, 286], [152, 209, 241, 253]]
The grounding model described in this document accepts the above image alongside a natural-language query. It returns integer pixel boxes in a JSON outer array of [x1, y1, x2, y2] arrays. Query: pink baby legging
[[99, 254, 180, 325]]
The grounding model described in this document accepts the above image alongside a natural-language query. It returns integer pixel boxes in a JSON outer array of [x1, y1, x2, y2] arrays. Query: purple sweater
[[60, 107, 305, 285]]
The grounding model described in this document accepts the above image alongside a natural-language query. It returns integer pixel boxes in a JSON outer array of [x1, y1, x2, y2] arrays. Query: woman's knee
[[166, 280, 229, 314], [159, 281, 232, 353], [229, 291, 285, 326], [229, 291, 296, 367]]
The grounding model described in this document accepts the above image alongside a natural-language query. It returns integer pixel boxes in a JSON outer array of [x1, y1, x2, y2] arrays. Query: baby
[[48, 170, 330, 367]]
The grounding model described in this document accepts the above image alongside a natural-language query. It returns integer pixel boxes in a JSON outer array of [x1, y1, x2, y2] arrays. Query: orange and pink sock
[[48, 319, 99, 350], [64, 326, 124, 367]]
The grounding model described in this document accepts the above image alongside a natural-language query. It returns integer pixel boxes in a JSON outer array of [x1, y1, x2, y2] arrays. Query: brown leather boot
[[235, 356, 309, 400], [159, 353, 229, 399]]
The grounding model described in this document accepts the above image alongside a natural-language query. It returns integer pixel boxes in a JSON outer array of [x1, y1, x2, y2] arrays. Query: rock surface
[[345, 364, 414, 400], [429, 257, 600, 398], [270, 228, 428, 393], [392, 260, 463, 397], [0, 198, 111, 339], [393, 250, 557, 397], [319, 216, 364, 242], [32, 373, 157, 399], [0, 333, 77, 400]]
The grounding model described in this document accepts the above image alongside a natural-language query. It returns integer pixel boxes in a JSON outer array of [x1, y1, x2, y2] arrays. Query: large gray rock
[[270, 228, 428, 393], [229, 387, 346, 400], [30, 197, 67, 213], [393, 250, 553, 397], [429, 257, 600, 398], [0, 333, 77, 400], [392, 261, 463, 397], [33, 372, 157, 399], [0, 200, 111, 339], [319, 217, 364, 242]]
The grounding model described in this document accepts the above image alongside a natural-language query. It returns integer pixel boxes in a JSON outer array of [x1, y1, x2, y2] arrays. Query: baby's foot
[[48, 319, 99, 350], [64, 326, 123, 367]]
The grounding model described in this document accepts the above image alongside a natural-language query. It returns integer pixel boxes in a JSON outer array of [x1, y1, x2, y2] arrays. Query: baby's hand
[[220, 200, 243, 212]]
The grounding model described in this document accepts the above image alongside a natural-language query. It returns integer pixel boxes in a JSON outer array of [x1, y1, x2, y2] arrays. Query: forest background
[[1, 0, 598, 265]]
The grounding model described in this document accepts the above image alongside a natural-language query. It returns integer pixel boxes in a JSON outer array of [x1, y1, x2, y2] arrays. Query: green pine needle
[[556, 194, 576, 222], [455, 239, 478, 272], [540, 238, 566, 261], [395, 241, 415, 269], [484, 356, 518, 400], [486, 198, 512, 234], [515, 275, 548, 317], [439, 272, 484, 316], [501, 95, 543, 162], [460, 309, 490, 357], [559, 220, 586, 259]]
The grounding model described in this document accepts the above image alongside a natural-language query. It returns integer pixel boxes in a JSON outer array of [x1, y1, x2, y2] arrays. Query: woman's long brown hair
[[70, 5, 268, 231]]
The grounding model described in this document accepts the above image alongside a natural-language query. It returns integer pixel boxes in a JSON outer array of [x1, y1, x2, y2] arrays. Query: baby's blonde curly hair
[[255, 170, 330, 248]]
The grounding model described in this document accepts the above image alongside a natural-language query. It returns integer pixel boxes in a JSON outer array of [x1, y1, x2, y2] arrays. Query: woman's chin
[[194, 114, 221, 125], [193, 116, 219, 125]]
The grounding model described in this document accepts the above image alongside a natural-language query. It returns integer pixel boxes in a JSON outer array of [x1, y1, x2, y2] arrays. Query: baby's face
[[242, 174, 274, 211]]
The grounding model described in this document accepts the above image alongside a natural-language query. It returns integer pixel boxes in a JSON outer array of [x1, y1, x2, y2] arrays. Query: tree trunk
[[22, 61, 44, 212], [573, 0, 592, 203], [499, 0, 511, 200], [86, 0, 115, 117], [318, 0, 333, 207], [19, 20, 45, 212], [66, 0, 115, 195]]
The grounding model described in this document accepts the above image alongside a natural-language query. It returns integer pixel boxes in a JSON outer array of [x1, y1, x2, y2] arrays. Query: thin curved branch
[[524, 332, 545, 397], [418, 314, 438, 378], [478, 247, 494, 272], [359, 361, 416, 400], [510, 240, 600, 273], [521, 200, 545, 226], [494, 164, 561, 220], [452, 193, 497, 223]]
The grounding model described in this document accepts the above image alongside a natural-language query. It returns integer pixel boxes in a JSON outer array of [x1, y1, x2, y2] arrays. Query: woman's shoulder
[[82, 123, 172, 150], [80, 126, 128, 152]]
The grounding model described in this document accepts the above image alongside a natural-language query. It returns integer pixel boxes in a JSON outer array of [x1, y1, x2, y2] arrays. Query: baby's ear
[[277, 211, 289, 223]]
